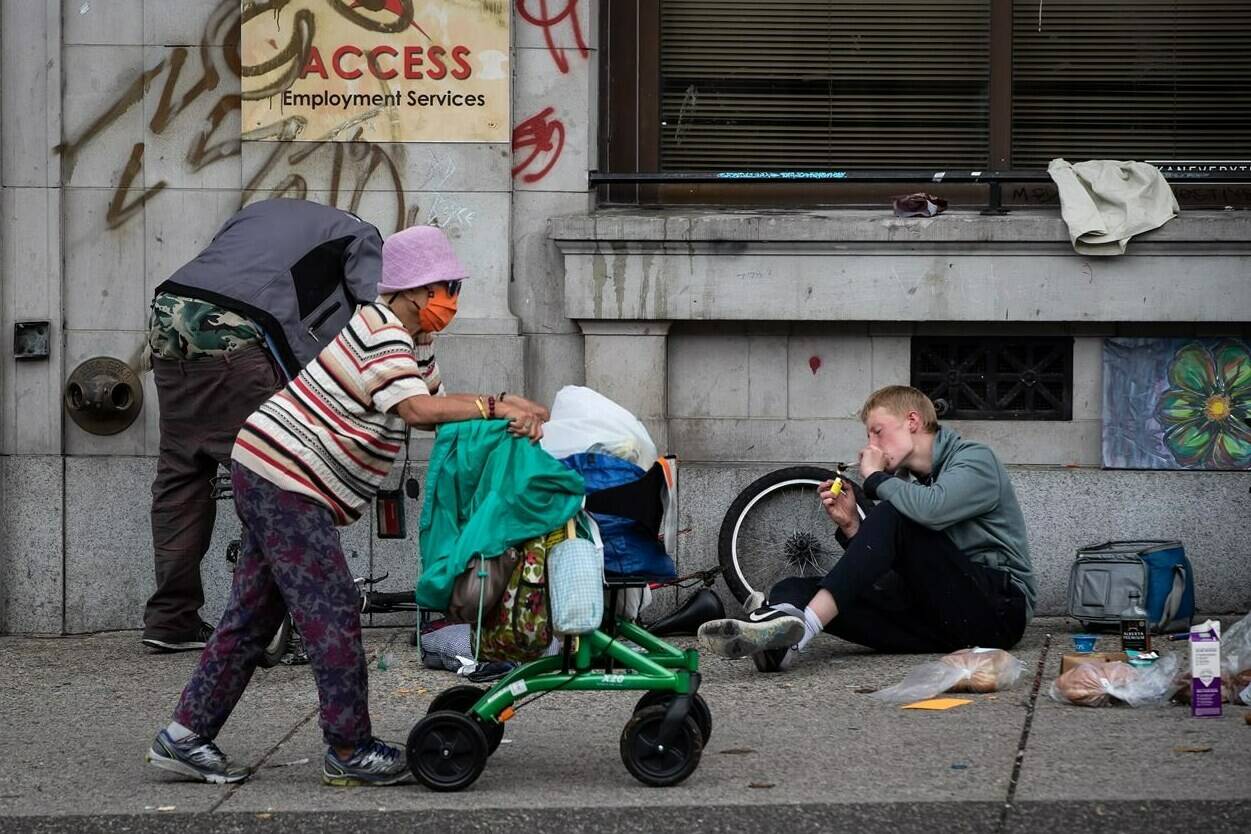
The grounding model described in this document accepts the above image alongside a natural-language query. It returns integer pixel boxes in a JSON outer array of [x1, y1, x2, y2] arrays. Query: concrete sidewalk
[[1, 620, 1247, 832]]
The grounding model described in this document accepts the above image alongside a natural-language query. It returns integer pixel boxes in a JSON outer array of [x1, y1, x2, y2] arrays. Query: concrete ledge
[[552, 210, 1251, 323], [551, 208, 1251, 246]]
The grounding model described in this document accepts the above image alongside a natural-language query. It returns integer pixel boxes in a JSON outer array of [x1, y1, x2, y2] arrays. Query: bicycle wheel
[[256, 613, 293, 669], [717, 466, 869, 605]]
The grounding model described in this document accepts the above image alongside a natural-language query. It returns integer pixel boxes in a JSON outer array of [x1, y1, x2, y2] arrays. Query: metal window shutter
[[1011, 1, 1251, 167], [660, 0, 992, 170]]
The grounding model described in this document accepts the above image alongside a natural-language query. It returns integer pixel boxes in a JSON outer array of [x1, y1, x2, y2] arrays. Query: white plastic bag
[[1220, 610, 1251, 679], [870, 648, 1025, 704], [539, 386, 658, 470], [1049, 655, 1180, 708]]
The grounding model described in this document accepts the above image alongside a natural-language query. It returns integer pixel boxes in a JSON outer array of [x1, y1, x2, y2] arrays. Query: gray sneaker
[[698, 605, 806, 659], [146, 729, 252, 784], [323, 738, 411, 787]]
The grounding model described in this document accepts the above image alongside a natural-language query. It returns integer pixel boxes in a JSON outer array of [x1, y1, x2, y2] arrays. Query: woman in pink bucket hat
[[149, 225, 549, 788]]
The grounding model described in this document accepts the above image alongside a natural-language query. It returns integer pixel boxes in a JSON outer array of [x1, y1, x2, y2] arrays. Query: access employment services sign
[[241, 1, 509, 143]]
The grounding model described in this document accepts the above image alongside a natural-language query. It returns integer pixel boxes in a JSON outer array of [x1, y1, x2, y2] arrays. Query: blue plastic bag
[[560, 453, 676, 578]]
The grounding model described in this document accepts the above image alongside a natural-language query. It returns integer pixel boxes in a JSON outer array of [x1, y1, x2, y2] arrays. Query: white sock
[[797, 606, 824, 651], [165, 721, 195, 741]]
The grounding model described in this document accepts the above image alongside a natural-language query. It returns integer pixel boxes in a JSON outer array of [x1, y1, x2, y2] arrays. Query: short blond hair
[[859, 385, 939, 433]]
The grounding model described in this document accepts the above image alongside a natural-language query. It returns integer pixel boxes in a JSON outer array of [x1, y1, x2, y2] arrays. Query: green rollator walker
[[406, 456, 712, 791]]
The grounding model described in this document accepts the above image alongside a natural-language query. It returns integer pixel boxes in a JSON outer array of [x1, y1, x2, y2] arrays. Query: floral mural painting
[[1103, 338, 1251, 470], [1155, 341, 1251, 468]]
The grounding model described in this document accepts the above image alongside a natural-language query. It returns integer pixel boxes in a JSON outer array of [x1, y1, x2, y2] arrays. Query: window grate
[[910, 336, 1073, 420]]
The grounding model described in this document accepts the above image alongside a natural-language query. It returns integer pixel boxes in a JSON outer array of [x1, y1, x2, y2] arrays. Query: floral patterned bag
[[475, 529, 566, 662]]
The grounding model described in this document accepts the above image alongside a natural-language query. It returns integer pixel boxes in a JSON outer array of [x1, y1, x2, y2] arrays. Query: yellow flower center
[[1204, 394, 1231, 422]]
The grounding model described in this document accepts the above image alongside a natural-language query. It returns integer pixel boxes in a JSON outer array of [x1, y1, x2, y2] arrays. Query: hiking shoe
[[146, 728, 252, 784], [142, 621, 214, 653], [698, 605, 806, 659], [323, 738, 411, 787]]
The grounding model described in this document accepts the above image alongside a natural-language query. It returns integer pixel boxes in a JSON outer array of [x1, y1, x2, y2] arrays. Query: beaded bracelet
[[487, 395, 496, 419]]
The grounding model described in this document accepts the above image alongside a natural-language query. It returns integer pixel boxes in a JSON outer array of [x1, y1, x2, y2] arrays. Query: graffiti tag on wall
[[53, 0, 483, 234]]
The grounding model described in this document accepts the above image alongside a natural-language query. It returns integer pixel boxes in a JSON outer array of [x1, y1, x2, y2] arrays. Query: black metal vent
[[911, 336, 1073, 421]]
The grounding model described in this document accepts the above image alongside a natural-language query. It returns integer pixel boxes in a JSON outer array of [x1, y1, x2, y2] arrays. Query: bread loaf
[[940, 648, 1020, 693], [1052, 661, 1139, 707]]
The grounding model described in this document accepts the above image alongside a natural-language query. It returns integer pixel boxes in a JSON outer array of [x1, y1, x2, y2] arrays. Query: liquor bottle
[[1119, 591, 1151, 652]]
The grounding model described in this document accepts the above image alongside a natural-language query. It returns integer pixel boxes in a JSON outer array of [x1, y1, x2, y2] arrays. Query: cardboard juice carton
[[1189, 619, 1222, 718]]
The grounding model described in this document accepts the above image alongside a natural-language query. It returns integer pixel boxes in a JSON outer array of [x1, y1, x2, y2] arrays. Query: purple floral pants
[[172, 462, 371, 747]]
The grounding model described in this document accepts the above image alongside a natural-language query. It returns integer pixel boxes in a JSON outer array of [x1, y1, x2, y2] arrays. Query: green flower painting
[[1153, 340, 1251, 469]]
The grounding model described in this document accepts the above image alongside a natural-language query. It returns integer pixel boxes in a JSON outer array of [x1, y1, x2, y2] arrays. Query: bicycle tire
[[361, 590, 418, 614], [257, 614, 293, 669], [717, 466, 871, 605]]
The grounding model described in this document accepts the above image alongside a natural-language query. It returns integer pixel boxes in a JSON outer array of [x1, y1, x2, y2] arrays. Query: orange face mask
[[417, 283, 459, 333]]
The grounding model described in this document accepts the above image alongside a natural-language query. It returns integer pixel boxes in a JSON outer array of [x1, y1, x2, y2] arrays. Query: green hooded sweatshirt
[[415, 420, 586, 612], [870, 426, 1036, 620]]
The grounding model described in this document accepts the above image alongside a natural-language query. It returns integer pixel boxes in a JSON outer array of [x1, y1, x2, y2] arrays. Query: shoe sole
[[698, 618, 805, 659], [145, 749, 250, 784], [322, 770, 412, 787], [142, 638, 208, 653]]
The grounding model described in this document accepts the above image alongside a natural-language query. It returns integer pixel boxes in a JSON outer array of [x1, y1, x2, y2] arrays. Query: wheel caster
[[619, 704, 703, 787], [407, 710, 488, 792], [633, 691, 713, 743], [427, 684, 506, 754]]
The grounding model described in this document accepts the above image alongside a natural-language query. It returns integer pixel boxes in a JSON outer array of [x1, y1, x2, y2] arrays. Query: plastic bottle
[[1119, 591, 1151, 652]]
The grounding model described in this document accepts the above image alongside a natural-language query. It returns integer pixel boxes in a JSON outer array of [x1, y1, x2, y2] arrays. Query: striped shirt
[[232, 303, 437, 525]]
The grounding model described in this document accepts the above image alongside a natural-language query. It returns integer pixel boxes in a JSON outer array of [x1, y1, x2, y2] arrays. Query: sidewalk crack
[[208, 706, 318, 813], [997, 632, 1051, 834]]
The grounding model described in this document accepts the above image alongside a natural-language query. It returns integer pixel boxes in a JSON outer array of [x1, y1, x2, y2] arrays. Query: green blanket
[[415, 420, 586, 611]]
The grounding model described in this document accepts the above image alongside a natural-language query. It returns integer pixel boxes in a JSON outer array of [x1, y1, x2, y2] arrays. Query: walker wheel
[[633, 691, 713, 743], [427, 685, 505, 754], [406, 710, 488, 792], [620, 704, 703, 787]]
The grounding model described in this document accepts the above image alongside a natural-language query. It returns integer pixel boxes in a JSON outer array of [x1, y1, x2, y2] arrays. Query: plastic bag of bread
[[870, 648, 1024, 703], [1222, 612, 1251, 705], [941, 648, 1025, 693], [1049, 655, 1179, 707], [1170, 612, 1251, 706], [1172, 662, 1251, 705]]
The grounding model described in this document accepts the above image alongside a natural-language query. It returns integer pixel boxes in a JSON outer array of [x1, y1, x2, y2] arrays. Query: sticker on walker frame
[[508, 680, 528, 697]]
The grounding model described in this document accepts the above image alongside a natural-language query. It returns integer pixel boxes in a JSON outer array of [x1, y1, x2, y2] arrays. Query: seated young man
[[699, 385, 1035, 672]]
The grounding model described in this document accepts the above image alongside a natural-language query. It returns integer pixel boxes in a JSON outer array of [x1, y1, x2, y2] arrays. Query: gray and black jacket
[[156, 198, 382, 376]]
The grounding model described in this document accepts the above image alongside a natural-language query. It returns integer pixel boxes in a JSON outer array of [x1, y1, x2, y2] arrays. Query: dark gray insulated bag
[[1066, 540, 1195, 633]]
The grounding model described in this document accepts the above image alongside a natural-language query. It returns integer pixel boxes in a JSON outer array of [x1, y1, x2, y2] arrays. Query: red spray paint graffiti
[[347, 0, 433, 40], [511, 107, 566, 183], [515, 0, 588, 75]]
